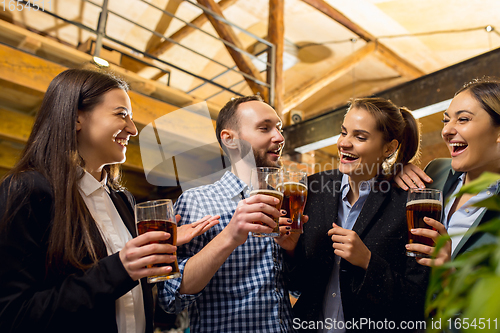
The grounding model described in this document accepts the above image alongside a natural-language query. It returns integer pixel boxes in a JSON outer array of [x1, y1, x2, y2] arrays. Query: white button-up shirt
[[78, 170, 145, 333]]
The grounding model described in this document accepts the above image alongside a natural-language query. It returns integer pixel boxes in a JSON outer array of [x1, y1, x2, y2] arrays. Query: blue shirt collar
[[340, 173, 375, 202], [218, 171, 248, 199]]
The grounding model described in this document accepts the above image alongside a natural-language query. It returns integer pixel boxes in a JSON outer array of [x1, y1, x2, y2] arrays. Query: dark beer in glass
[[281, 171, 308, 233], [249, 167, 284, 237], [135, 199, 181, 282], [406, 189, 443, 258]]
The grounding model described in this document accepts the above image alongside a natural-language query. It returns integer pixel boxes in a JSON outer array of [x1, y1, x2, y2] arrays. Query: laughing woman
[[399, 78, 500, 266], [282, 97, 430, 332], [0, 69, 218, 333]]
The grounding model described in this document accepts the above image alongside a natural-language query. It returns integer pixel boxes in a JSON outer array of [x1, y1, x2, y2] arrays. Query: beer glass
[[406, 188, 443, 258], [135, 199, 181, 283], [281, 171, 308, 233], [249, 167, 284, 237]]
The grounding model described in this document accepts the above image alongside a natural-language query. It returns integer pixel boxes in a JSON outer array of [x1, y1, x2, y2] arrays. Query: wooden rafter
[[268, 0, 284, 118], [301, 0, 372, 42], [0, 142, 22, 171], [0, 21, 222, 115], [148, 0, 237, 58], [145, 0, 183, 54], [283, 41, 376, 114], [373, 42, 425, 79], [301, 0, 424, 79], [0, 43, 219, 161], [197, 0, 268, 101], [137, 0, 237, 80]]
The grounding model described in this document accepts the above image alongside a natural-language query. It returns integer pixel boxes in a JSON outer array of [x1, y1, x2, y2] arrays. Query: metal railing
[[19, 0, 275, 104]]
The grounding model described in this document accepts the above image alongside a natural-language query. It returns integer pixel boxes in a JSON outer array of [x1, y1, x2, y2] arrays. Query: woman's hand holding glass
[[120, 232, 177, 281], [274, 211, 309, 254], [405, 217, 452, 267]]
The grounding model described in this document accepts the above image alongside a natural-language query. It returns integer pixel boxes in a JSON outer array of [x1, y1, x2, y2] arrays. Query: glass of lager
[[249, 167, 284, 237], [135, 199, 181, 283], [405, 188, 443, 258], [281, 171, 308, 233]]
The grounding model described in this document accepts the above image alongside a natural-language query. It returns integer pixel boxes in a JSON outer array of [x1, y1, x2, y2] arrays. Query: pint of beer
[[249, 167, 284, 237], [135, 199, 181, 283], [406, 188, 443, 258], [280, 171, 308, 233]]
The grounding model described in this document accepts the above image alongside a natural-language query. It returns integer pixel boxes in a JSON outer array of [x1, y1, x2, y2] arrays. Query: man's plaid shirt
[[158, 171, 294, 332]]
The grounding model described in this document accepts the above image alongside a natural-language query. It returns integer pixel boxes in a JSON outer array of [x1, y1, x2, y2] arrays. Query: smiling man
[[158, 95, 295, 332]]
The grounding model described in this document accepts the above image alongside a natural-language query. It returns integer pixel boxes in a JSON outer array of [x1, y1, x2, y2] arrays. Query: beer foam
[[249, 189, 284, 199], [406, 199, 442, 207], [282, 182, 307, 190]]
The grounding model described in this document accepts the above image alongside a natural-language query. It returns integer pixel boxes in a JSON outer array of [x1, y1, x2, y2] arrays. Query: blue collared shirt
[[445, 173, 499, 254], [321, 174, 374, 333], [158, 171, 294, 333]]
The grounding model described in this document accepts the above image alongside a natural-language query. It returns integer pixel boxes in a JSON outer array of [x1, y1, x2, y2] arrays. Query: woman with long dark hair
[[0, 68, 215, 333]]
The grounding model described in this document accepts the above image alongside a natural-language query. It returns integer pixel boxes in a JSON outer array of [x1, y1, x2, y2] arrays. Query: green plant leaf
[[425, 172, 500, 328], [463, 276, 500, 332]]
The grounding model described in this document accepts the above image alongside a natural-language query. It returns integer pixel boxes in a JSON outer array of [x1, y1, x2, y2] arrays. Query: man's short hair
[[216, 95, 263, 154]]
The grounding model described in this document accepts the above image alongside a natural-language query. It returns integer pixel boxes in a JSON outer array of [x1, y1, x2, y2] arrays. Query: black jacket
[[424, 158, 500, 259], [287, 170, 429, 332], [0, 171, 154, 333]]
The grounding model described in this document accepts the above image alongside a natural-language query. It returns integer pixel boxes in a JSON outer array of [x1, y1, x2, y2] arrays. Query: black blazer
[[287, 170, 429, 332], [424, 158, 500, 259], [0, 171, 154, 333]]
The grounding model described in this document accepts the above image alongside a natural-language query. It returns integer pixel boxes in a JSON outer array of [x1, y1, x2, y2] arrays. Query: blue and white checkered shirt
[[158, 171, 294, 332]]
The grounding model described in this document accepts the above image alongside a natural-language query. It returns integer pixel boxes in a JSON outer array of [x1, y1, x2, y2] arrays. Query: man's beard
[[238, 139, 280, 168], [253, 148, 280, 168]]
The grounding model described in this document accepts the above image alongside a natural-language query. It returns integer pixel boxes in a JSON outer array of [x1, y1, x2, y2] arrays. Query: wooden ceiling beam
[[196, 0, 268, 101], [0, 20, 224, 116], [283, 41, 376, 114], [145, 0, 183, 53], [0, 142, 22, 171], [301, 0, 424, 79], [0, 108, 34, 143], [374, 43, 425, 79], [147, 0, 238, 58], [0, 44, 220, 173], [301, 0, 373, 42], [0, 43, 217, 128], [301, 76, 404, 120], [268, 0, 284, 118], [136, 0, 238, 80]]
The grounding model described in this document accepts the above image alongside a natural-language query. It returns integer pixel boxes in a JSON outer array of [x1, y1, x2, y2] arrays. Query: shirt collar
[[79, 169, 109, 197], [340, 173, 375, 201], [458, 172, 500, 194], [219, 171, 248, 199]]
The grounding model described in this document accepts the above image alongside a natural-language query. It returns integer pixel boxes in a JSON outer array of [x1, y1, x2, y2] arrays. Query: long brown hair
[[348, 97, 421, 179], [3, 68, 129, 273]]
